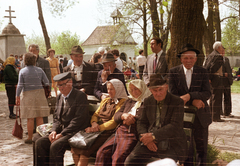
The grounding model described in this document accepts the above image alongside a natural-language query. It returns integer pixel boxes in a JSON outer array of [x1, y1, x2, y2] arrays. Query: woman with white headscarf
[[95, 79, 151, 166], [71, 79, 128, 166]]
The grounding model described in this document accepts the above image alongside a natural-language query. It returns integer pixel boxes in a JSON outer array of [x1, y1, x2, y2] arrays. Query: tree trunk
[[214, 0, 221, 41], [143, 0, 148, 57], [167, 0, 205, 69], [161, 3, 172, 53], [37, 0, 51, 53], [203, 0, 214, 56], [149, 0, 160, 37]]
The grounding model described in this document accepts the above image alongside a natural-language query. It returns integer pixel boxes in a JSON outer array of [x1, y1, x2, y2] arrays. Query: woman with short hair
[[46, 48, 60, 97], [3, 56, 18, 119], [16, 52, 50, 144]]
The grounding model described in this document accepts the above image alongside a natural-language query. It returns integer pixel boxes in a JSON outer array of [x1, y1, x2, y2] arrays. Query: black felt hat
[[101, 53, 117, 63], [148, 73, 168, 88], [53, 72, 71, 82], [70, 45, 85, 55], [177, 44, 200, 58]]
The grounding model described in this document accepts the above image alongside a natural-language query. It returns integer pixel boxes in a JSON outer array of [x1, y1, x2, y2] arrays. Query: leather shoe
[[9, 114, 16, 119], [213, 119, 225, 122], [24, 139, 33, 144], [223, 114, 234, 118]]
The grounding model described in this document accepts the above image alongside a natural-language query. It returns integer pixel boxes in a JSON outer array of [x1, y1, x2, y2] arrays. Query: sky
[[0, 0, 120, 42], [0, 0, 232, 46]]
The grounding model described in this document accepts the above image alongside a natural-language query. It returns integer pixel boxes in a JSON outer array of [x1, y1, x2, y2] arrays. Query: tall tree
[[52, 31, 81, 55], [222, 16, 240, 56], [167, 0, 205, 69], [36, 0, 78, 54], [149, 0, 160, 37], [37, 0, 51, 53]]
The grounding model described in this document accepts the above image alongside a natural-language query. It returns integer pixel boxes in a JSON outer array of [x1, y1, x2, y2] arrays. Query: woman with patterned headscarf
[[71, 79, 128, 166], [3, 56, 18, 119], [95, 79, 151, 166]]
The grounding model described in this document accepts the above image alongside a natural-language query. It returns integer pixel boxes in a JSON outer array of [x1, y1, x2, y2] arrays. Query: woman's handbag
[[36, 123, 53, 137], [47, 97, 56, 114], [12, 107, 23, 139], [69, 130, 104, 149]]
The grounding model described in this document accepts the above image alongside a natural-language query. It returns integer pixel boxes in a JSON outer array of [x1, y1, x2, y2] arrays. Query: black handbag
[[69, 130, 104, 149], [47, 97, 56, 114]]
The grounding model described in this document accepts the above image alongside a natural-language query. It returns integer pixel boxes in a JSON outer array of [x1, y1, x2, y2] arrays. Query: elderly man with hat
[[63, 45, 96, 95], [168, 44, 212, 166], [33, 72, 90, 166], [94, 53, 127, 100], [125, 73, 188, 166]]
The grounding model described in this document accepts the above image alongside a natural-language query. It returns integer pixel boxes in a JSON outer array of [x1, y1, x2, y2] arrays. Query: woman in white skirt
[[16, 52, 50, 144]]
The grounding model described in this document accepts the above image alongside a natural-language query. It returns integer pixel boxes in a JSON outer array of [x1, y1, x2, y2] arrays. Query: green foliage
[[43, 0, 78, 18], [51, 31, 81, 55], [25, 33, 46, 55], [207, 144, 220, 165], [222, 16, 240, 56], [231, 80, 240, 93], [219, 152, 240, 163], [25, 31, 82, 55], [0, 83, 5, 92]]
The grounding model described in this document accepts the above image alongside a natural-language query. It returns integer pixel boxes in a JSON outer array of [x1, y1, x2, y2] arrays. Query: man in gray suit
[[29, 44, 51, 124], [143, 37, 168, 85]]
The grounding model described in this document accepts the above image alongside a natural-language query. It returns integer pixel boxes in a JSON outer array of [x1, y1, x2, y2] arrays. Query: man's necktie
[[153, 54, 158, 72], [186, 69, 192, 89], [156, 101, 162, 127]]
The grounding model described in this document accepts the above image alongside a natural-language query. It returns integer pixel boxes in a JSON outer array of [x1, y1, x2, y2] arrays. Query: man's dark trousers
[[34, 134, 71, 166]]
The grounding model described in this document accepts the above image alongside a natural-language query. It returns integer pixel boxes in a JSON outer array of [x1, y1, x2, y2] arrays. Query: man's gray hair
[[28, 44, 39, 51], [98, 47, 105, 53], [213, 41, 222, 50]]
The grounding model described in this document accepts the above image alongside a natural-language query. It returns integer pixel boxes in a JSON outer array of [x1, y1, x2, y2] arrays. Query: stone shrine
[[0, 6, 26, 61]]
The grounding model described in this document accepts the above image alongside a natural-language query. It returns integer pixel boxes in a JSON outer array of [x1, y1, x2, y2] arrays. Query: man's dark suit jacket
[[63, 61, 96, 95], [143, 52, 168, 85], [51, 88, 90, 136], [36, 56, 52, 87], [94, 68, 127, 100], [223, 56, 233, 86], [204, 50, 224, 87], [138, 92, 188, 162], [168, 65, 212, 128], [59, 63, 64, 73]]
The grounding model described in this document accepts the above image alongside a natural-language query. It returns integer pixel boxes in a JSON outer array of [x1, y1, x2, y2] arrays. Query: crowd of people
[[0, 37, 237, 166]]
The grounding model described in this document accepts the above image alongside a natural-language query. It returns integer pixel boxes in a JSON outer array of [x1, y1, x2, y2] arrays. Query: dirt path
[[0, 91, 240, 165]]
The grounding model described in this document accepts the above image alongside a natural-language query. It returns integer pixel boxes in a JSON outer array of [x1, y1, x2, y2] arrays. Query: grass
[[0, 83, 5, 91], [231, 80, 240, 93]]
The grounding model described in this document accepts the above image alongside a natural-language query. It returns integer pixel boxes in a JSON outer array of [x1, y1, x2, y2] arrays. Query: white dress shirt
[[183, 65, 193, 89]]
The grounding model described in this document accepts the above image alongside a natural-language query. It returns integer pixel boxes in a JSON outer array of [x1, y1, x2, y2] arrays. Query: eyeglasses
[[57, 79, 70, 88]]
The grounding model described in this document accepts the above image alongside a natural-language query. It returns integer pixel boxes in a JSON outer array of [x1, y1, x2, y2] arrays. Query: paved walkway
[[0, 91, 240, 165]]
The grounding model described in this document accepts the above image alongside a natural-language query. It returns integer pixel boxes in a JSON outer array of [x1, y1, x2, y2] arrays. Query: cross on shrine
[[4, 6, 16, 24]]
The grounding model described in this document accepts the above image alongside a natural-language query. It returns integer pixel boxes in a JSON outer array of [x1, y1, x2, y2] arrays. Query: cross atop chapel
[[4, 6, 16, 24]]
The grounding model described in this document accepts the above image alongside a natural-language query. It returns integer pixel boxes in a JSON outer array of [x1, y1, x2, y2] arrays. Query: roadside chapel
[[0, 6, 26, 61], [82, 9, 137, 60]]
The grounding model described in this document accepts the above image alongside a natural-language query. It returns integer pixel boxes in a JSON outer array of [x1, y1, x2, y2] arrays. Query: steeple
[[110, 9, 123, 25]]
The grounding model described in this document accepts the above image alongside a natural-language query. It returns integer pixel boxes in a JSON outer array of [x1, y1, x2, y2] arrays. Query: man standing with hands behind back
[[168, 44, 212, 166]]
